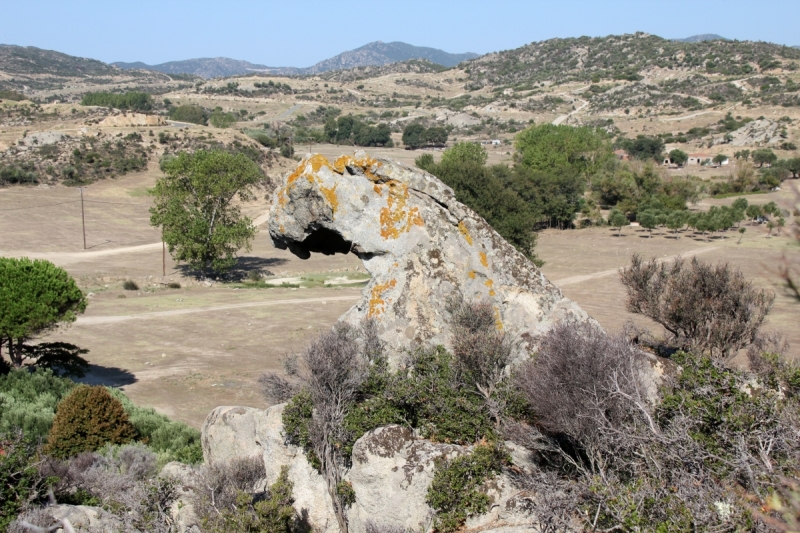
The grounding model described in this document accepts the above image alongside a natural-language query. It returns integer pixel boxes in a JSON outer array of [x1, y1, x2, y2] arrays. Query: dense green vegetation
[[67, 132, 150, 184], [0, 90, 26, 101], [80, 91, 154, 111], [401, 123, 448, 149], [168, 104, 209, 125], [325, 115, 393, 146], [0, 164, 38, 186]]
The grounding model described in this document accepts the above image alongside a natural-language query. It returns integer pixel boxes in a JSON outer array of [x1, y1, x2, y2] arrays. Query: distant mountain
[[0, 44, 117, 77], [113, 57, 280, 79], [673, 34, 727, 43], [302, 41, 478, 74], [113, 41, 478, 78]]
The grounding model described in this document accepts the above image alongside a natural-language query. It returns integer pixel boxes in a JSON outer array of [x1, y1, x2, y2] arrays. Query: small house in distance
[[687, 153, 712, 165], [614, 149, 630, 161]]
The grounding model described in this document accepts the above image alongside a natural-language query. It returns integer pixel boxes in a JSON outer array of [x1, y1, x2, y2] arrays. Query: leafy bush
[[0, 434, 47, 531], [168, 104, 208, 125], [80, 91, 154, 111], [0, 90, 26, 101], [106, 388, 202, 464], [0, 369, 75, 439], [209, 108, 237, 128], [194, 460, 298, 533], [44, 385, 137, 458], [426, 443, 509, 533], [0, 165, 38, 186], [122, 280, 139, 290], [402, 123, 448, 149]]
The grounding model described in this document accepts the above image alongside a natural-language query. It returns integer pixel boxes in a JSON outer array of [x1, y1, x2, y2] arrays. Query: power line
[[0, 200, 80, 212], [83, 199, 151, 206]]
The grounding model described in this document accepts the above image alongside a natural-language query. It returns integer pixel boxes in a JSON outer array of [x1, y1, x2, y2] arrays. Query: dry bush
[[364, 520, 413, 533], [192, 455, 266, 514], [620, 253, 774, 359], [449, 297, 515, 424], [260, 321, 383, 533], [515, 320, 651, 446]]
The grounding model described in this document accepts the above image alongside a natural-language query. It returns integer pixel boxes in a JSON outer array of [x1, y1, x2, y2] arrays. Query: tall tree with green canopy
[[514, 123, 613, 177], [149, 150, 263, 275], [0, 258, 87, 368]]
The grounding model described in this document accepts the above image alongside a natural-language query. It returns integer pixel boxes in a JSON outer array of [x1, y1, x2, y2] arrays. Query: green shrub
[[426, 442, 509, 533], [122, 280, 139, 290], [0, 435, 45, 531], [80, 91, 153, 111], [107, 388, 202, 464], [0, 369, 74, 439], [44, 385, 137, 458], [0, 90, 26, 101], [169, 104, 208, 125], [209, 109, 237, 128]]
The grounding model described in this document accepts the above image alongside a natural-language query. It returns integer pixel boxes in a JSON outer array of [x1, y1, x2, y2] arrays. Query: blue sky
[[3, 0, 798, 66]]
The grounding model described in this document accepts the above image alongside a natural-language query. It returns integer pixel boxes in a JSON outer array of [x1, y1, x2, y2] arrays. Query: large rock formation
[[268, 152, 589, 361], [202, 405, 538, 533]]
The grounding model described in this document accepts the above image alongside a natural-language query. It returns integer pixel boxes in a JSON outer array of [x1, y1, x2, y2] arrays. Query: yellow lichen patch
[[485, 279, 496, 296], [379, 180, 424, 239], [320, 184, 339, 214], [468, 270, 476, 279], [493, 306, 504, 330], [458, 221, 473, 245], [479, 252, 488, 268], [278, 155, 333, 209], [368, 279, 397, 318], [373, 184, 382, 195], [333, 154, 383, 181]]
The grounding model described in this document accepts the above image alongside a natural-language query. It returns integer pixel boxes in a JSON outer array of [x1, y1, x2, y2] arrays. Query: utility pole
[[162, 228, 166, 276], [79, 187, 86, 250]]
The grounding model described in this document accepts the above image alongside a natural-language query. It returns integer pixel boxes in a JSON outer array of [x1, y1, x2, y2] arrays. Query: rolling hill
[[113, 41, 478, 78]]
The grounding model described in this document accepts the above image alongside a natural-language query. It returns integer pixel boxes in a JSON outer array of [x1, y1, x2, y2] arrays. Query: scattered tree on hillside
[[713, 154, 728, 165], [668, 149, 688, 166], [753, 148, 777, 167], [610, 210, 628, 236], [149, 150, 262, 275], [0, 258, 87, 369], [402, 123, 448, 149], [168, 104, 208, 125], [638, 210, 657, 237]]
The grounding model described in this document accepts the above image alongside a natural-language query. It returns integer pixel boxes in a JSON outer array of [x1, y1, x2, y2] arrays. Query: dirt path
[[552, 94, 590, 125], [550, 245, 718, 286], [74, 294, 361, 326]]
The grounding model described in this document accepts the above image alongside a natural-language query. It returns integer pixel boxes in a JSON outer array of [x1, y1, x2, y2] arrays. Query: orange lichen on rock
[[493, 306, 504, 330], [479, 252, 488, 268], [332, 154, 383, 181], [485, 279, 496, 297], [278, 155, 334, 208], [368, 279, 397, 318], [320, 184, 339, 214], [468, 270, 476, 279], [379, 180, 424, 239], [458, 221, 473, 245]]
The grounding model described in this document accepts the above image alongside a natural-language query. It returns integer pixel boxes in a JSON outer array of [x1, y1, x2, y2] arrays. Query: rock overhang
[[268, 151, 590, 360]]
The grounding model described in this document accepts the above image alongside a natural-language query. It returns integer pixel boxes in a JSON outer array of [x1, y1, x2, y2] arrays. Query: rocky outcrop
[[200, 406, 538, 533], [712, 118, 780, 146], [268, 152, 589, 363], [202, 404, 338, 533], [98, 113, 167, 127]]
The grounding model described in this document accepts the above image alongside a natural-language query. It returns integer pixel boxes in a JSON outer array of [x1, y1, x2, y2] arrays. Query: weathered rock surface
[[712, 118, 780, 146], [268, 152, 589, 362], [202, 404, 339, 533], [98, 112, 167, 127], [16, 504, 124, 532], [200, 408, 539, 533], [161, 462, 201, 533]]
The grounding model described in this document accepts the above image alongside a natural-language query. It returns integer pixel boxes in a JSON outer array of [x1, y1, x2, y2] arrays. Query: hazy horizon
[[1, 0, 798, 67]]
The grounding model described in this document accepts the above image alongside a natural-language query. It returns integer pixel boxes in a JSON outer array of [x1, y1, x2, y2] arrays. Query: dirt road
[[74, 295, 361, 325]]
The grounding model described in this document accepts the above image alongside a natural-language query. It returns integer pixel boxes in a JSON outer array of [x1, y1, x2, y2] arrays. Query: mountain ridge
[[113, 41, 478, 78]]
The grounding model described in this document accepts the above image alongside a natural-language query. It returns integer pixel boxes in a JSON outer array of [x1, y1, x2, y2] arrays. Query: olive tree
[[149, 150, 262, 275], [0, 258, 87, 368]]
